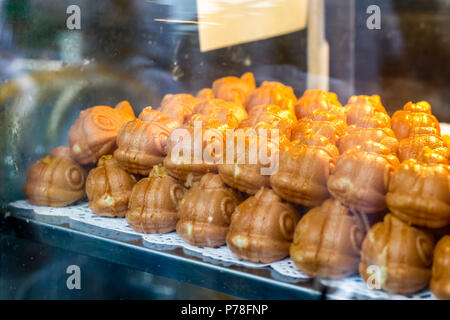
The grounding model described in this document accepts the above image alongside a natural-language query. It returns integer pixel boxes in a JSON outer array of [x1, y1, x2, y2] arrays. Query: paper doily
[[7, 200, 436, 300]]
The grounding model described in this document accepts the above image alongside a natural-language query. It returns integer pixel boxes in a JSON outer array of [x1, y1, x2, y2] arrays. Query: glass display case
[[0, 0, 449, 300]]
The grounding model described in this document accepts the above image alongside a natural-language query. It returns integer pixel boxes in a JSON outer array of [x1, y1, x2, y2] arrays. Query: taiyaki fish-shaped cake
[[177, 173, 241, 247], [359, 214, 434, 294], [212, 72, 256, 105], [290, 199, 366, 278], [430, 236, 450, 300], [345, 95, 390, 128], [226, 188, 299, 263], [196, 88, 215, 100], [158, 93, 201, 124], [391, 101, 440, 141], [245, 81, 297, 115], [295, 89, 345, 121], [327, 141, 400, 214], [126, 166, 186, 233], [138, 107, 181, 132], [68, 101, 136, 164], [397, 127, 448, 162], [386, 147, 450, 229], [218, 132, 279, 194], [239, 104, 297, 138], [164, 124, 225, 185], [337, 126, 399, 154], [270, 136, 339, 207], [291, 113, 347, 145], [85, 155, 136, 217], [190, 98, 247, 127], [113, 119, 170, 176], [23, 146, 87, 207]]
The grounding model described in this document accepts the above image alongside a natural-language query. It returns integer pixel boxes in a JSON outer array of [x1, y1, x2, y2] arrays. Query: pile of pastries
[[23, 72, 450, 299]]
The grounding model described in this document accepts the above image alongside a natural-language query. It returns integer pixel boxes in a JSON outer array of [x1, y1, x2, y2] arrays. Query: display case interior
[[0, 0, 449, 300]]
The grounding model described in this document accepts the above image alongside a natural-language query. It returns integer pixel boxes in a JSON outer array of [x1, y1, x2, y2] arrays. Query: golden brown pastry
[[164, 125, 224, 184], [126, 166, 186, 233], [430, 236, 450, 300], [212, 72, 255, 104], [295, 89, 345, 121], [442, 135, 450, 149], [391, 101, 440, 141], [85, 155, 137, 217], [113, 119, 170, 175], [290, 199, 366, 278], [68, 101, 136, 164], [347, 94, 386, 113], [24, 146, 86, 207], [177, 173, 241, 247], [158, 93, 200, 124], [245, 81, 297, 115], [345, 97, 390, 128], [397, 127, 448, 162], [190, 98, 247, 126], [270, 138, 338, 207], [218, 133, 279, 194], [337, 126, 399, 154], [291, 116, 346, 145], [239, 104, 296, 138], [226, 188, 299, 263], [196, 88, 215, 100], [138, 107, 182, 132], [386, 147, 450, 229], [359, 214, 434, 294], [327, 141, 400, 213]]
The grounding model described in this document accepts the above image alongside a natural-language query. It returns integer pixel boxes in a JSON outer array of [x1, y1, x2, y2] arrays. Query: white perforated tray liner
[[8, 200, 436, 300]]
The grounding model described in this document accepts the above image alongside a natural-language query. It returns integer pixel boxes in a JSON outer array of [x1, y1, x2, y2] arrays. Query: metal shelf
[[1, 205, 356, 300]]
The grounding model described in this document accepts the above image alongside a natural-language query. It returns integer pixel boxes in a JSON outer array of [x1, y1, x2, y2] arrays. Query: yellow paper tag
[[197, 0, 308, 52]]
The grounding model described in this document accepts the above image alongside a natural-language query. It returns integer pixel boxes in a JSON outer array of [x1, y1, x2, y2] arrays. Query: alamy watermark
[[366, 5, 381, 30], [66, 5, 81, 30], [365, 265, 382, 290], [66, 265, 81, 290]]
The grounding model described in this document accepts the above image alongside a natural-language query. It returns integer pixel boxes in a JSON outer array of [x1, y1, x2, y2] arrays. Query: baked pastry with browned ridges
[[212, 72, 255, 105], [359, 214, 434, 294], [295, 89, 345, 121], [391, 101, 440, 141], [290, 199, 366, 278], [164, 124, 226, 185], [291, 112, 347, 145], [24, 146, 86, 207], [345, 95, 390, 128], [190, 98, 247, 126], [68, 101, 135, 164], [430, 236, 450, 300], [196, 88, 215, 100], [387, 147, 450, 229], [139, 107, 182, 132], [245, 81, 297, 115], [113, 119, 170, 176], [239, 104, 297, 138], [126, 165, 186, 233], [337, 125, 399, 154], [327, 141, 400, 214], [158, 93, 201, 124], [218, 132, 280, 194], [226, 188, 299, 263], [397, 127, 448, 162], [85, 155, 136, 217], [270, 136, 339, 207], [177, 173, 241, 247]]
